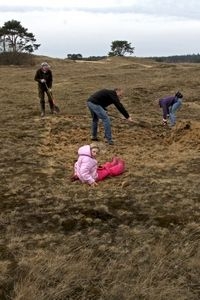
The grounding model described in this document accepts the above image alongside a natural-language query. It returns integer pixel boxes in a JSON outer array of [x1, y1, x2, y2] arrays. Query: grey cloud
[[131, 0, 200, 20], [78, 0, 200, 20], [0, 5, 55, 12], [1, 1, 200, 20]]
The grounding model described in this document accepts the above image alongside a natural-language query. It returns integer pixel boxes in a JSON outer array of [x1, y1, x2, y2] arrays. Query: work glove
[[40, 79, 46, 83], [162, 118, 167, 126]]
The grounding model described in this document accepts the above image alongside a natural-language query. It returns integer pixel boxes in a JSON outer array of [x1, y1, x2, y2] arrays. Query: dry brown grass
[[0, 56, 200, 300]]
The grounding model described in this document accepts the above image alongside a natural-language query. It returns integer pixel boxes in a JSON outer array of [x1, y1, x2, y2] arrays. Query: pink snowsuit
[[74, 145, 98, 184], [74, 145, 125, 185]]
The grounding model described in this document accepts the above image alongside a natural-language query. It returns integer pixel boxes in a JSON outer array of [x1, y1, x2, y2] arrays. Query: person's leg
[[169, 100, 182, 126], [87, 102, 112, 143], [109, 160, 125, 176], [87, 103, 99, 139], [97, 167, 110, 181], [46, 91, 54, 113], [101, 157, 119, 169], [38, 87, 45, 116], [97, 159, 125, 181]]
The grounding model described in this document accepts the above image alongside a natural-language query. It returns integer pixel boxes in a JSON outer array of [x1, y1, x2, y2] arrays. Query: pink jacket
[[74, 145, 98, 184]]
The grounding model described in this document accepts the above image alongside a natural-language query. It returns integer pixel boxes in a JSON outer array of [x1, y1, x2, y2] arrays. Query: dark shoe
[[91, 137, 99, 141], [50, 108, 57, 114], [105, 139, 114, 145]]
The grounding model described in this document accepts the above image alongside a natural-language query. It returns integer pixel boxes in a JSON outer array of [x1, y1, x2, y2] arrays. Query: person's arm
[[34, 70, 41, 82], [112, 96, 130, 119], [162, 103, 168, 120], [113, 99, 135, 122], [34, 69, 46, 84], [90, 181, 98, 187], [161, 104, 169, 125], [79, 161, 96, 185]]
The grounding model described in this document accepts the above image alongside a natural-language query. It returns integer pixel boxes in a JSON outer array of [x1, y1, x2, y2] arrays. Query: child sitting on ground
[[71, 143, 125, 186]]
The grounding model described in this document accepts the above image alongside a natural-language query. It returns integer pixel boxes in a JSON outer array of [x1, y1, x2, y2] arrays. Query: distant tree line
[[149, 54, 200, 63], [67, 54, 83, 60], [67, 54, 107, 61], [84, 56, 107, 61], [67, 40, 135, 61]]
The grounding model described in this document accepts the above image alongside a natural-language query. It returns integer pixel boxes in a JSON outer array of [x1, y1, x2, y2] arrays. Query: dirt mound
[[164, 121, 200, 149]]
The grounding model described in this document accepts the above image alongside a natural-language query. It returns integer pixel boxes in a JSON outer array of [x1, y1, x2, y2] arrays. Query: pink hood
[[78, 145, 92, 157]]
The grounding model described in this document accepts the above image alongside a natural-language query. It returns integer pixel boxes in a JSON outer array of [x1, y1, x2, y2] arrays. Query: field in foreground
[[0, 56, 200, 299]]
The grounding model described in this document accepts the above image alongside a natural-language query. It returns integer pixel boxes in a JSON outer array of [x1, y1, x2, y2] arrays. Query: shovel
[[44, 83, 60, 113]]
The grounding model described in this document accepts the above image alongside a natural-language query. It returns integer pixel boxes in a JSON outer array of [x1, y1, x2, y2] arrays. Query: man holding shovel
[[34, 62, 55, 117]]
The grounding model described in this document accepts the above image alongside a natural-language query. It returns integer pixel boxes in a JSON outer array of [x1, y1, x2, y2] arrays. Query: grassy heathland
[[0, 56, 200, 300]]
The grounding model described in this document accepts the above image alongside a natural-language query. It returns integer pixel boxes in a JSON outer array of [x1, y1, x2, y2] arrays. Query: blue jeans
[[169, 99, 182, 126], [87, 101, 112, 142]]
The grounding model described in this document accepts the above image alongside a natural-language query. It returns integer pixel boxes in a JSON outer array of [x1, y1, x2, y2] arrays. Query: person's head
[[90, 143, 100, 158], [115, 88, 124, 99], [175, 91, 183, 99], [41, 62, 50, 72]]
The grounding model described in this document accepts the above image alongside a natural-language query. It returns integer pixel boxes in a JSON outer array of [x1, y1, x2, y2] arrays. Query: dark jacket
[[34, 68, 53, 90], [87, 89, 129, 119], [159, 96, 178, 119]]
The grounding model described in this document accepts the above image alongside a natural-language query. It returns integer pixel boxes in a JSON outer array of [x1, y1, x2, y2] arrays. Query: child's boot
[[109, 160, 125, 176], [101, 157, 119, 169]]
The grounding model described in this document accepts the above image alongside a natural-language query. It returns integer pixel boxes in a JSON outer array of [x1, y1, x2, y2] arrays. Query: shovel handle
[[44, 82, 60, 113]]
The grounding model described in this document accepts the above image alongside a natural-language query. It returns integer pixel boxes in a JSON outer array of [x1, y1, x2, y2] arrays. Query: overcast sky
[[1, 0, 200, 58]]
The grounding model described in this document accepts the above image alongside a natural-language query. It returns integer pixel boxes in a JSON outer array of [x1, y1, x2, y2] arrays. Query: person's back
[[88, 89, 118, 107], [88, 88, 129, 117], [159, 96, 175, 108]]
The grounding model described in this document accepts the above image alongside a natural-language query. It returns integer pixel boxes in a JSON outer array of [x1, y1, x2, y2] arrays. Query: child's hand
[[127, 117, 134, 122], [90, 182, 98, 187]]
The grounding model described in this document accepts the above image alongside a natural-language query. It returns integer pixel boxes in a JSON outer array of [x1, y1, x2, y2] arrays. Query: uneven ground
[[0, 56, 200, 300]]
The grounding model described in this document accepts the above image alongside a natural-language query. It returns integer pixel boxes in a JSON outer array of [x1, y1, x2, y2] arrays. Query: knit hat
[[175, 91, 183, 98], [90, 143, 100, 150]]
